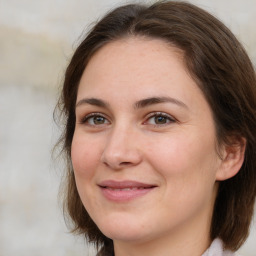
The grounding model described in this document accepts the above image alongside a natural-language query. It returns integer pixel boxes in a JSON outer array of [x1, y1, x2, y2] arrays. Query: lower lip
[[100, 187, 155, 202]]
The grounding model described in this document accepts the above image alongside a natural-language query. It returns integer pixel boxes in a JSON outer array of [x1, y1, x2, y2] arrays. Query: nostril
[[120, 162, 132, 165]]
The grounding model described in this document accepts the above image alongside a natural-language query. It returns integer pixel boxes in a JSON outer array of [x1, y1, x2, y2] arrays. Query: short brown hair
[[57, 1, 256, 253]]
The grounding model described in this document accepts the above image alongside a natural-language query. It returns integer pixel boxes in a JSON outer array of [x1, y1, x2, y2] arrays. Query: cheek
[[71, 133, 102, 208], [147, 133, 219, 216], [146, 131, 218, 185], [71, 133, 101, 178]]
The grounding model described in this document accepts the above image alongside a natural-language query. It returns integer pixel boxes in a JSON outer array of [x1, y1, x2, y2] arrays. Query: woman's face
[[71, 37, 222, 246]]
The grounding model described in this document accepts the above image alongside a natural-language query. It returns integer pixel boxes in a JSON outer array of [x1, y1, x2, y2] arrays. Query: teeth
[[107, 187, 144, 191]]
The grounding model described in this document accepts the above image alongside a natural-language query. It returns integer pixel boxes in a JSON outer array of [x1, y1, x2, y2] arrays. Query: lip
[[98, 180, 157, 202]]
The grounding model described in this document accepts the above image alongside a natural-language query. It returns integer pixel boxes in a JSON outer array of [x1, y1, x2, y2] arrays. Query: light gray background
[[0, 0, 255, 255]]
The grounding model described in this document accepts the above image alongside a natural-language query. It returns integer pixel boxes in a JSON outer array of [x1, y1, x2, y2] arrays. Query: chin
[[103, 228, 149, 244], [94, 213, 149, 242]]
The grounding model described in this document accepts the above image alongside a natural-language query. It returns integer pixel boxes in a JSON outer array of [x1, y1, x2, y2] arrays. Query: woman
[[57, 1, 256, 255]]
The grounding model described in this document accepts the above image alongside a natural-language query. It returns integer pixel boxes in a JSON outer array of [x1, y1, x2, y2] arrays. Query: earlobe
[[216, 137, 246, 181]]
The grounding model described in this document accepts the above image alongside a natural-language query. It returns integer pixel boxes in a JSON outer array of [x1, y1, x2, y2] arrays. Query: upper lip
[[98, 180, 157, 189]]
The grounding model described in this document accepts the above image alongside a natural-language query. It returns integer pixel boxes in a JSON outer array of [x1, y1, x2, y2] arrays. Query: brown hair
[[57, 1, 256, 253]]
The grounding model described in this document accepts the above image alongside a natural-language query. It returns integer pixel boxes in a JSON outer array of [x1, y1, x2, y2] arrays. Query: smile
[[98, 180, 157, 202]]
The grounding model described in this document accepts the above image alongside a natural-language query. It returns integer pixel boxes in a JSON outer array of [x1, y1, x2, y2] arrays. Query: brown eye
[[82, 113, 110, 126], [146, 112, 175, 126], [154, 115, 168, 124], [93, 116, 106, 124]]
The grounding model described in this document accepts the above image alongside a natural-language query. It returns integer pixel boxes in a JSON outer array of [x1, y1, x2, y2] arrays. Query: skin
[[71, 37, 244, 256]]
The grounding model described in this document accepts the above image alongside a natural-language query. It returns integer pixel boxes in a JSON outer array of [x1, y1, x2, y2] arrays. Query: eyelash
[[144, 112, 176, 127], [79, 112, 176, 127], [80, 112, 110, 126]]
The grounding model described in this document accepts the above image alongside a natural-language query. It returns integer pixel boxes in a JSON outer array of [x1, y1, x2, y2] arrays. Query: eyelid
[[78, 111, 176, 127], [143, 112, 176, 125], [79, 112, 110, 125]]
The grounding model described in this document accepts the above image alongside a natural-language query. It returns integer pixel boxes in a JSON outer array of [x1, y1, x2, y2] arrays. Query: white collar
[[202, 238, 237, 256]]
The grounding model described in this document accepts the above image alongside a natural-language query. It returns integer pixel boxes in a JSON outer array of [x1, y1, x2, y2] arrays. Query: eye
[[145, 112, 175, 126], [81, 113, 110, 126]]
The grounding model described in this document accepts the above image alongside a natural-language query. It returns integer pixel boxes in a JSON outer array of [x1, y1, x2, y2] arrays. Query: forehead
[[84, 36, 185, 76], [90, 36, 184, 61], [78, 37, 194, 97]]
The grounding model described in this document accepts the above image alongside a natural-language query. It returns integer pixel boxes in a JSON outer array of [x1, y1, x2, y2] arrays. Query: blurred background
[[0, 0, 255, 255]]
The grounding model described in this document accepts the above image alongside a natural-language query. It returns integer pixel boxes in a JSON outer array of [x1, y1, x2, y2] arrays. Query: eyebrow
[[134, 96, 188, 109], [76, 96, 188, 109], [76, 98, 110, 108]]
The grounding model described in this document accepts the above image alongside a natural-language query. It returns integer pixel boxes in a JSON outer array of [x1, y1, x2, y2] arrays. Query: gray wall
[[0, 0, 255, 255]]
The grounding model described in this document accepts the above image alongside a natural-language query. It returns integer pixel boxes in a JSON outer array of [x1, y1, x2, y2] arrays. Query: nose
[[100, 125, 142, 170]]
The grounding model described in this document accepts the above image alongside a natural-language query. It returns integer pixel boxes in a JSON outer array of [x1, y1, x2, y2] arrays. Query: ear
[[216, 137, 246, 181]]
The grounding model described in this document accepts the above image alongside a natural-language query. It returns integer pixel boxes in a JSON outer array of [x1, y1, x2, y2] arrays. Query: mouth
[[103, 187, 151, 191], [98, 180, 157, 202]]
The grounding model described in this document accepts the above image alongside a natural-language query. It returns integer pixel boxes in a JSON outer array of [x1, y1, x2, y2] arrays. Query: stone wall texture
[[1, 0, 255, 255]]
